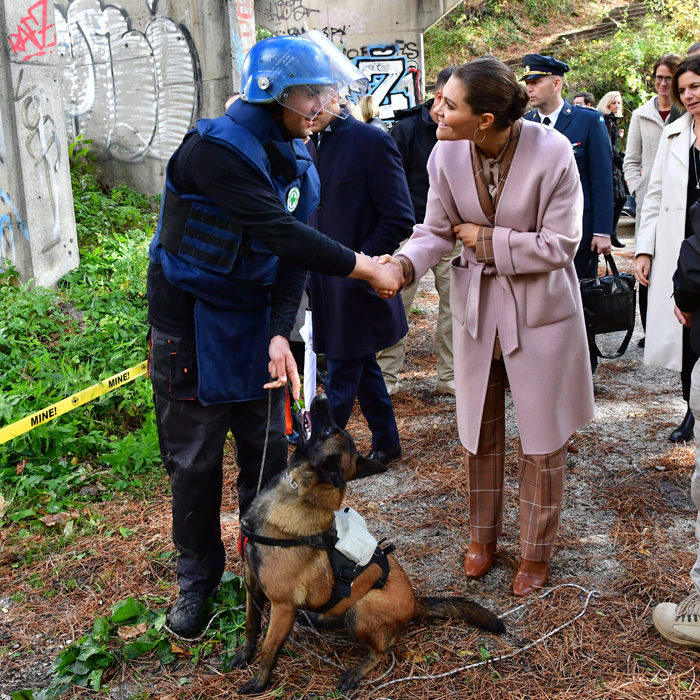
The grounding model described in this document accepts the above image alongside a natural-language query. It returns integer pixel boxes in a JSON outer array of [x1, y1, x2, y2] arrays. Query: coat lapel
[[669, 112, 693, 170], [553, 103, 573, 136]]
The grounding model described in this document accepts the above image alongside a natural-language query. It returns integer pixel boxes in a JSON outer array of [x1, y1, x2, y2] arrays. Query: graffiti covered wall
[[55, 0, 198, 164], [256, 0, 461, 122], [51, 0, 234, 195], [1, 0, 78, 286]]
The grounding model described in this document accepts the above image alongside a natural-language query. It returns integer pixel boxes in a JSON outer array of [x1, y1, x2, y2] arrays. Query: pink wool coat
[[400, 120, 595, 455]]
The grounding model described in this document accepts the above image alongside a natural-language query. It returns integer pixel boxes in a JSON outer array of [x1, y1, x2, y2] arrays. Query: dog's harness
[[239, 524, 395, 614]]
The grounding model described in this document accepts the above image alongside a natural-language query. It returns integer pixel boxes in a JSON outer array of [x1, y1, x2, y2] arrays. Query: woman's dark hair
[[452, 57, 529, 129], [672, 55, 700, 105], [653, 53, 681, 78]]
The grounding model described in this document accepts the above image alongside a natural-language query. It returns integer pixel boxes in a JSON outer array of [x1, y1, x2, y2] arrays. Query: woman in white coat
[[625, 54, 681, 357], [635, 55, 700, 443]]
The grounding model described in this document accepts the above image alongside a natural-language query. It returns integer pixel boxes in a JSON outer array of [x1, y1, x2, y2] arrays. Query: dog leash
[[254, 387, 273, 498]]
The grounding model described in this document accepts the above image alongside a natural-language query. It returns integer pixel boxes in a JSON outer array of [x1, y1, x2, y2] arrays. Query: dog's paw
[[230, 646, 255, 669], [337, 668, 362, 692], [238, 676, 268, 695]]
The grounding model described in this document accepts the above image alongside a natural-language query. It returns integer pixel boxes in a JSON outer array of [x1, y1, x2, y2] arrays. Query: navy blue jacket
[[307, 114, 414, 360], [390, 99, 438, 224], [525, 102, 613, 277]]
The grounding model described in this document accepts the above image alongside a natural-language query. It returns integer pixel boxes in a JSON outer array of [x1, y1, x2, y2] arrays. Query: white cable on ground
[[357, 583, 600, 698]]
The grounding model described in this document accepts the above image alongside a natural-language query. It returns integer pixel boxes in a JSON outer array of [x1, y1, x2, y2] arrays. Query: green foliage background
[[0, 161, 161, 526], [424, 1, 696, 119]]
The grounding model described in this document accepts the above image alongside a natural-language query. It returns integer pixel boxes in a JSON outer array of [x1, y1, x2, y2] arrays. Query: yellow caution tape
[[0, 361, 148, 446]]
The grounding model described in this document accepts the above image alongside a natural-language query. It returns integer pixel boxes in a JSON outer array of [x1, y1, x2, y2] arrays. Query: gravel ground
[[2, 218, 699, 698]]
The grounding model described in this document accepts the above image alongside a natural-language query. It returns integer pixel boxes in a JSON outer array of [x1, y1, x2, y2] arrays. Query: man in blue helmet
[[147, 31, 403, 637]]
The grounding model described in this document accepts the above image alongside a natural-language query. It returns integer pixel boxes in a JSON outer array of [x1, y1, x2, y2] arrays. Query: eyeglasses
[[654, 75, 673, 83]]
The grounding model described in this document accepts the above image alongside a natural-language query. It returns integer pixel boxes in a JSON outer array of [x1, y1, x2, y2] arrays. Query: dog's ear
[[351, 455, 388, 481], [318, 454, 346, 489]]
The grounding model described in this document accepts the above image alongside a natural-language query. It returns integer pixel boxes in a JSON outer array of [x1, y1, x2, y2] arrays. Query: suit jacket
[[307, 114, 414, 360], [399, 120, 594, 454], [525, 102, 613, 277], [390, 99, 438, 224]]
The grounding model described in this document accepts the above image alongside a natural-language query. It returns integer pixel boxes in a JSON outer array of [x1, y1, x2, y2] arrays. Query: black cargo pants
[[149, 327, 287, 593]]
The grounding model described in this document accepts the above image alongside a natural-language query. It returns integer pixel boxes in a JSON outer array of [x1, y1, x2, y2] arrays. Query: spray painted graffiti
[[55, 0, 199, 163], [13, 69, 62, 252], [262, 0, 319, 23], [232, 0, 256, 75], [353, 45, 420, 122], [9, 0, 58, 62], [0, 190, 30, 270]]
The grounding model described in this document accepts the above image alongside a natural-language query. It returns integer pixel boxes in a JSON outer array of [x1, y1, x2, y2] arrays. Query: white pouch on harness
[[334, 507, 377, 567]]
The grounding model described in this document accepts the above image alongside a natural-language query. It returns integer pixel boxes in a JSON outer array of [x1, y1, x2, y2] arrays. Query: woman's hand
[[634, 254, 652, 287], [453, 222, 480, 249], [349, 252, 404, 297]]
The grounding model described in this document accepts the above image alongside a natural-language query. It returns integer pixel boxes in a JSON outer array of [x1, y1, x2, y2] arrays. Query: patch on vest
[[286, 186, 300, 213]]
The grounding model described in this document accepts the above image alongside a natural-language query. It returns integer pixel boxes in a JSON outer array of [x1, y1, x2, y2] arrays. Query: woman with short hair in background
[[597, 90, 627, 247], [351, 94, 389, 132]]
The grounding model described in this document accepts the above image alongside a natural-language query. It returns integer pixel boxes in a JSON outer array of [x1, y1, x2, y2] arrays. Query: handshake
[[362, 254, 406, 299]]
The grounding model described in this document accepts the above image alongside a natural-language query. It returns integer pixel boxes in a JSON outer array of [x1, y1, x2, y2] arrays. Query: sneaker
[[652, 591, 700, 647], [435, 379, 456, 396], [167, 589, 210, 637]]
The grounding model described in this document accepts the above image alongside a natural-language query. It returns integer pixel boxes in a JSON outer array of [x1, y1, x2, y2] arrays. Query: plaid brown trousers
[[465, 354, 568, 562]]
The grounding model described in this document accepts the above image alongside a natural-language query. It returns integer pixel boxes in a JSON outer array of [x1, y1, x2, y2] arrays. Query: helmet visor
[[278, 83, 340, 120], [275, 30, 368, 120]]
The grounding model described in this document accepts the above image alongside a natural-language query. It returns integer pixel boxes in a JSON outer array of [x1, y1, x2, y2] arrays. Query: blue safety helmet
[[240, 31, 368, 119]]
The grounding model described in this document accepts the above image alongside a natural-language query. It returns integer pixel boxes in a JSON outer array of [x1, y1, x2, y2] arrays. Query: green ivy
[[0, 168, 161, 526], [13, 574, 247, 699]]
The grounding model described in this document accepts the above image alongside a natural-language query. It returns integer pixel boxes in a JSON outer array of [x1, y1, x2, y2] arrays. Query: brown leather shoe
[[463, 541, 496, 579], [512, 559, 549, 596]]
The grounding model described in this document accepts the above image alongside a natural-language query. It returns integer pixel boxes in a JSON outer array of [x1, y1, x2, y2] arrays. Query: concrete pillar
[[0, 0, 78, 286], [229, 0, 257, 94], [54, 0, 235, 195], [255, 0, 462, 121]]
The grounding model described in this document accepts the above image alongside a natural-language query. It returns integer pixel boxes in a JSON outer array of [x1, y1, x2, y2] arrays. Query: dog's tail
[[414, 597, 505, 634]]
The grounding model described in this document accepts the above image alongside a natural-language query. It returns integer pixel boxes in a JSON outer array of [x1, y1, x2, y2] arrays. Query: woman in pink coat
[[379, 58, 595, 595]]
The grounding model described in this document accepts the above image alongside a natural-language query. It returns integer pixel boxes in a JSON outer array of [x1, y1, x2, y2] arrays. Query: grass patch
[[0, 161, 161, 530]]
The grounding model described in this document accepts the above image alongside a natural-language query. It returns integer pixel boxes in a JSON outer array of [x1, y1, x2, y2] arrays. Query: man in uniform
[[147, 32, 403, 637], [522, 54, 613, 372], [377, 66, 459, 397], [521, 54, 613, 279]]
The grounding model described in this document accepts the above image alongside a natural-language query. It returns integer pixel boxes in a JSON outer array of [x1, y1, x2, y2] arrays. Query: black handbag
[[579, 253, 636, 359]]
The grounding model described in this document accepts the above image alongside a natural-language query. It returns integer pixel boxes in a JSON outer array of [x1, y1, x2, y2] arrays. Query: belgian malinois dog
[[232, 394, 505, 694]]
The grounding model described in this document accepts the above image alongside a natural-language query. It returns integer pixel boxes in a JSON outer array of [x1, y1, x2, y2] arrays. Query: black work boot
[[167, 590, 210, 637], [669, 407, 695, 443]]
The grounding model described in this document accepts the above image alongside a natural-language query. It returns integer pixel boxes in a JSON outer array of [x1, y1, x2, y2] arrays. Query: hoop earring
[[473, 127, 486, 144]]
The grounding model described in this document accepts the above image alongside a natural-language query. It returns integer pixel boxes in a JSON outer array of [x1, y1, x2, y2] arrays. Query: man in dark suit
[[377, 66, 459, 397], [306, 94, 414, 465], [521, 54, 613, 279]]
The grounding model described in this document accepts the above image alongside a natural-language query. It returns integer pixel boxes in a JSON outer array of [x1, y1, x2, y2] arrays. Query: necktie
[[543, 116, 551, 126]]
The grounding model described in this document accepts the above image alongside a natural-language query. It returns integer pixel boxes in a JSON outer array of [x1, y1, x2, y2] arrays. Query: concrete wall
[[0, 0, 459, 285], [256, 0, 461, 121], [54, 0, 232, 196], [1, 0, 78, 286]]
